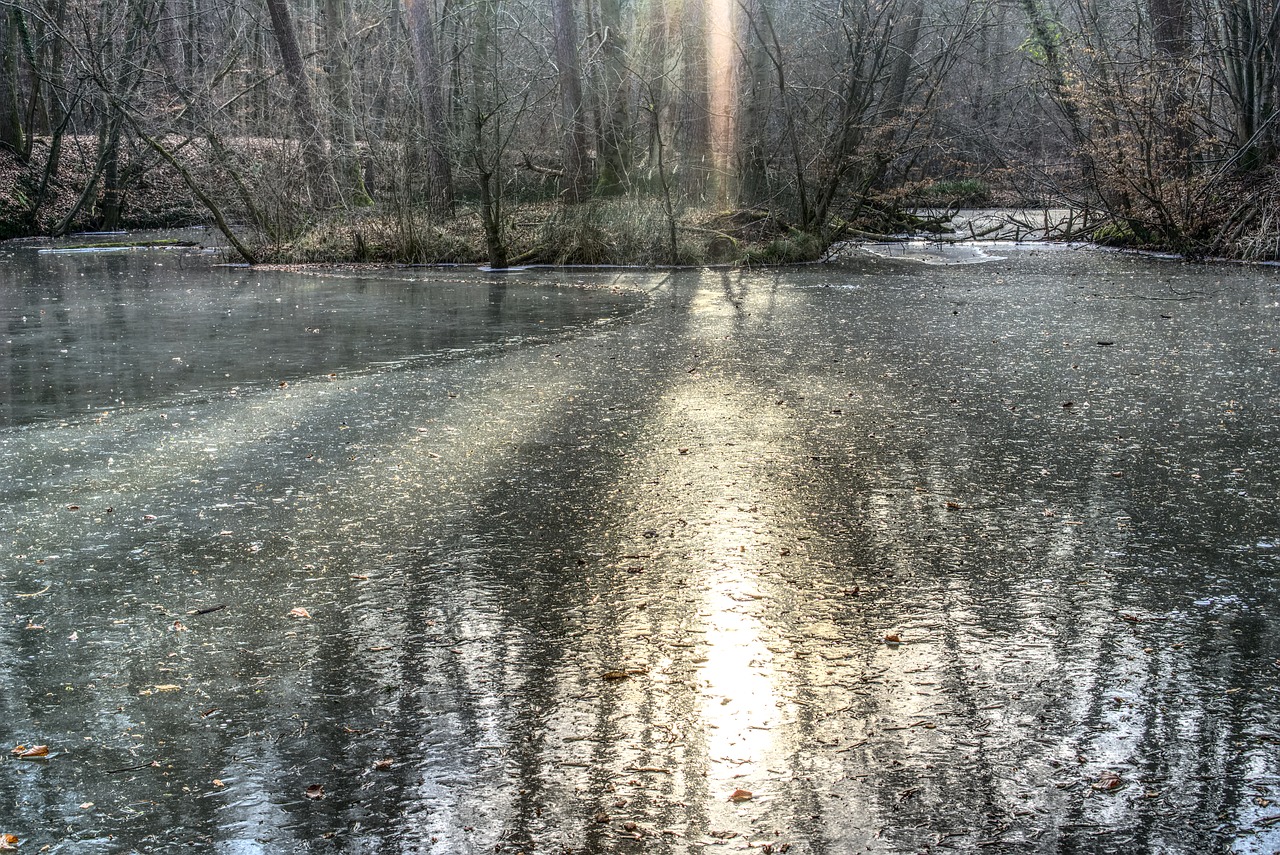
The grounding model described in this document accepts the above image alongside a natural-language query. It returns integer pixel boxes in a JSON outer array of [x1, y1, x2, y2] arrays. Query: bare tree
[[553, 0, 590, 201], [263, 0, 329, 197], [405, 0, 454, 209]]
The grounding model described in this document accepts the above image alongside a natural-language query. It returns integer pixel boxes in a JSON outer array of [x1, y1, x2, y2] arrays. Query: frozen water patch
[[859, 240, 1008, 265]]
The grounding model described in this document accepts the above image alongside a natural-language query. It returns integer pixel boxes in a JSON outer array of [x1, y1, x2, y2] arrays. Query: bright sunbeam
[[707, 0, 737, 203]]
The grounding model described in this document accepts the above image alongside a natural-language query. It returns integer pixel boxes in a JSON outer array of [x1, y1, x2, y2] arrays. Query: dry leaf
[[289, 608, 312, 619], [601, 670, 630, 680], [152, 684, 182, 693], [213, 779, 225, 788], [13, 744, 49, 759], [0, 833, 18, 851], [374, 758, 394, 771], [305, 784, 325, 800], [884, 633, 902, 644], [729, 788, 753, 802], [1092, 771, 1124, 791]]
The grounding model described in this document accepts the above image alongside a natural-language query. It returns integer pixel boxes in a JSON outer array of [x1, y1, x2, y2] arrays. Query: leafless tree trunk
[[675, 0, 710, 199], [0, 9, 26, 157], [405, 0, 454, 209], [553, 0, 590, 201], [263, 0, 329, 198], [471, 0, 507, 268], [592, 0, 631, 194], [1216, 0, 1280, 170], [736, 0, 770, 206], [324, 0, 371, 205]]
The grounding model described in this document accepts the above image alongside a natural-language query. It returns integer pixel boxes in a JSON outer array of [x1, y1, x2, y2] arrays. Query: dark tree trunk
[[263, 0, 330, 197], [736, 0, 771, 206], [0, 10, 27, 158], [553, 0, 590, 202], [593, 0, 631, 194], [324, 0, 372, 205], [676, 0, 710, 199], [405, 0, 455, 210], [471, 0, 507, 268]]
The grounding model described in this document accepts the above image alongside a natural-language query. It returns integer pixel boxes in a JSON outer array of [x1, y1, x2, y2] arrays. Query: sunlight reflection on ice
[[860, 241, 1007, 265]]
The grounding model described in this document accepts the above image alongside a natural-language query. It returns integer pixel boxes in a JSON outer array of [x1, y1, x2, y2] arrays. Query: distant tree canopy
[[0, 0, 1277, 262]]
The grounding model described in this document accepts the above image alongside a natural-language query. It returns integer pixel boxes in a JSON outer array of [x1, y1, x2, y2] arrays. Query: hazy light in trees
[[707, 0, 738, 205]]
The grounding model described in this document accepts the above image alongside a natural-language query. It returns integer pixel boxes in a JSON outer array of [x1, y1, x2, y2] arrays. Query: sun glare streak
[[707, 0, 737, 204]]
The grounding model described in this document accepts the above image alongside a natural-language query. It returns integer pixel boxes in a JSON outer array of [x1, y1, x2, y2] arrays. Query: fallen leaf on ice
[[305, 784, 325, 800], [289, 608, 312, 619], [729, 788, 753, 802], [1092, 771, 1124, 791], [12, 744, 49, 759], [0, 833, 18, 851]]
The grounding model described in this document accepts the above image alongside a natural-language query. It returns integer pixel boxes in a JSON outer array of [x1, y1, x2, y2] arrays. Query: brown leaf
[[374, 758, 394, 771], [13, 744, 49, 759], [305, 784, 325, 800], [1092, 771, 1124, 791], [729, 788, 753, 802], [0, 833, 18, 851], [884, 633, 902, 644], [601, 670, 630, 680], [289, 608, 312, 619]]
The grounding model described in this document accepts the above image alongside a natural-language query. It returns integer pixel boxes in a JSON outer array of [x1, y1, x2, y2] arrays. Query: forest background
[[0, 0, 1277, 266]]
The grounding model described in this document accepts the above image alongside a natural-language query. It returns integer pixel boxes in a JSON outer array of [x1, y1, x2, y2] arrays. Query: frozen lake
[[1, 239, 1278, 853]]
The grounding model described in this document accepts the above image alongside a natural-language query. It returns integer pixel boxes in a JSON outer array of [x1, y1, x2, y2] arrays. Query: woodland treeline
[[0, 0, 1277, 264]]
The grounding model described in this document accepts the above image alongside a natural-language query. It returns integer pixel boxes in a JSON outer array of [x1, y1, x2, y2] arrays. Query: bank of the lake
[[9, 140, 1279, 267]]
